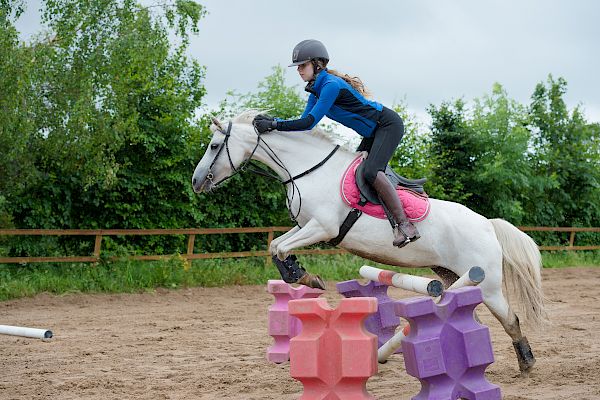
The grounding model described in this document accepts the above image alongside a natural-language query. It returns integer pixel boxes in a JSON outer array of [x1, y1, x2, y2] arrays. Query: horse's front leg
[[275, 219, 330, 261], [270, 219, 331, 290], [269, 226, 300, 256]]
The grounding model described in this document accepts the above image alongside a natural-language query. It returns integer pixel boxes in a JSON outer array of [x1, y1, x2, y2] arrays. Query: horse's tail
[[490, 218, 548, 329]]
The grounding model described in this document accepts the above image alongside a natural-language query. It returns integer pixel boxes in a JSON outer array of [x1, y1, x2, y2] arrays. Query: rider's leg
[[371, 171, 420, 247], [363, 107, 420, 248]]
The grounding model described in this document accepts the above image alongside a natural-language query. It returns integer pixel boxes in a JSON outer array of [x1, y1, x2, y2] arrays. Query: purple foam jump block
[[395, 286, 502, 400], [337, 279, 403, 354]]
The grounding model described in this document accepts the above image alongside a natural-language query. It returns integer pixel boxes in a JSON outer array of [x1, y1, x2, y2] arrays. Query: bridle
[[205, 121, 340, 221], [206, 121, 258, 187]]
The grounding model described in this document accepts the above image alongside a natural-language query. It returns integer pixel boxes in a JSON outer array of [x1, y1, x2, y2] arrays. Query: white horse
[[192, 110, 547, 373]]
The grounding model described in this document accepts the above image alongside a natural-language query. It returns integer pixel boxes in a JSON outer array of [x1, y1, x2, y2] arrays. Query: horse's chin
[[194, 179, 215, 194]]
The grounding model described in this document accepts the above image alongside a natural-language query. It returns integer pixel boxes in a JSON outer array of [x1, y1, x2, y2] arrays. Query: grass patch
[[1, 251, 598, 301], [541, 250, 600, 268]]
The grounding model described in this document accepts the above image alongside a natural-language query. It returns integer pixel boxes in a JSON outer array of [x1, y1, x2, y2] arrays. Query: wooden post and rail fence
[[0, 226, 598, 265]]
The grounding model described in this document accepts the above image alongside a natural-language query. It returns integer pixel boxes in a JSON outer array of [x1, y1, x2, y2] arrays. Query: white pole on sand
[[0, 325, 53, 339]]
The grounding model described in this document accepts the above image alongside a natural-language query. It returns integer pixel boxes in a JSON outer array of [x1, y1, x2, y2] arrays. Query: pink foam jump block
[[289, 297, 378, 400], [267, 280, 324, 363]]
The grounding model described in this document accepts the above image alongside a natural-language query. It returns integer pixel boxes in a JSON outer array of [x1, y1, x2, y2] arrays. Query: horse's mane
[[232, 110, 353, 150]]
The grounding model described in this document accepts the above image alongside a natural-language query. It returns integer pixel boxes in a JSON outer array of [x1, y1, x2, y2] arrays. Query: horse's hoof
[[519, 358, 536, 374], [513, 337, 536, 374], [297, 273, 326, 290]]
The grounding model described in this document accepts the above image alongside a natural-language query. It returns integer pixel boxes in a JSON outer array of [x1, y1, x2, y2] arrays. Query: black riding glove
[[253, 114, 272, 122], [252, 115, 277, 134]]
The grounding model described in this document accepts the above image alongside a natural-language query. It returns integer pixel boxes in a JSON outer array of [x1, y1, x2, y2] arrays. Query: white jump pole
[[377, 324, 410, 363], [359, 265, 444, 297], [447, 266, 485, 290], [377, 266, 486, 363], [0, 325, 53, 339]]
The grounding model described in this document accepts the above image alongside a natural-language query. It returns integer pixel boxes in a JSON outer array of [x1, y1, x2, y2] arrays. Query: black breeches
[[357, 106, 404, 184]]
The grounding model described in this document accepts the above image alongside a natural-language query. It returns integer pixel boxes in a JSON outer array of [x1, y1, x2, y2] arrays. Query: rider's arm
[[275, 83, 339, 131]]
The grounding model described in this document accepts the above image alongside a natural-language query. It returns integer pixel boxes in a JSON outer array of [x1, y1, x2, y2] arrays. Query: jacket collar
[[305, 69, 328, 95]]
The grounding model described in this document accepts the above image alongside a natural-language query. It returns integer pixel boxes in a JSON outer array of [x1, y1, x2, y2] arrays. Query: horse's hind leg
[[431, 266, 459, 288], [483, 287, 536, 373]]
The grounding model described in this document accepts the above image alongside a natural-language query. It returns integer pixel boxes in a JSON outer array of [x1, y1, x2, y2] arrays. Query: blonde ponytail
[[313, 59, 372, 98], [327, 69, 371, 98]]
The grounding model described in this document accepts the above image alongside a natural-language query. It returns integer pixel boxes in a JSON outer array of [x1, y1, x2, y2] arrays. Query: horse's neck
[[251, 132, 355, 182]]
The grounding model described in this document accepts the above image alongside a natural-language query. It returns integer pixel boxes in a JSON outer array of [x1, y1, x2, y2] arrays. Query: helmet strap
[[311, 59, 327, 76]]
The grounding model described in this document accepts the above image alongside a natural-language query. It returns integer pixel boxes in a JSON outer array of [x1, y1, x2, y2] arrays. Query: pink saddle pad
[[341, 155, 430, 222]]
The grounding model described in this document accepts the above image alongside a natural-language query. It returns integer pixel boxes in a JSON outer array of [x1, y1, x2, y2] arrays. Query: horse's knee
[[269, 241, 278, 255], [277, 246, 290, 261]]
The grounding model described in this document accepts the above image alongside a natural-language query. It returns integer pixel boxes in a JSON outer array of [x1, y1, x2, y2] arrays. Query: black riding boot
[[371, 171, 420, 248]]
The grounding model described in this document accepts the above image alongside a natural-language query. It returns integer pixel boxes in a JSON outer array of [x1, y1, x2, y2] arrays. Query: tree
[[427, 99, 482, 204], [2, 0, 207, 256], [220, 65, 306, 119], [0, 0, 36, 228], [468, 83, 533, 223], [527, 75, 600, 229]]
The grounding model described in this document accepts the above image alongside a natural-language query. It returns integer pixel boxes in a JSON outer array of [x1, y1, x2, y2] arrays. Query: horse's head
[[192, 115, 256, 193]]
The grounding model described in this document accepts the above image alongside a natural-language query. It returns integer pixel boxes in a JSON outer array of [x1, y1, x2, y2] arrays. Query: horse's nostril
[[192, 178, 197, 186]]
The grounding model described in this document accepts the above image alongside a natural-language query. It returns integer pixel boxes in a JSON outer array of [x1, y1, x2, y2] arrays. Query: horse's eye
[[210, 143, 220, 150]]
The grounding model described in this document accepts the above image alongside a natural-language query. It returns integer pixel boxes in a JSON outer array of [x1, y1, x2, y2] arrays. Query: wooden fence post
[[187, 234, 196, 259], [569, 231, 576, 248], [266, 230, 274, 266], [93, 234, 103, 263]]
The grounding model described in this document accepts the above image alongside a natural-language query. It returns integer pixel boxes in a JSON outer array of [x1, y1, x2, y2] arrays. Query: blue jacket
[[278, 70, 383, 137]]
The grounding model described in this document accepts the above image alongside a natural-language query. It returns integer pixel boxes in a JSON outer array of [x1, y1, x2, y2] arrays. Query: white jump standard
[[0, 325, 53, 339]]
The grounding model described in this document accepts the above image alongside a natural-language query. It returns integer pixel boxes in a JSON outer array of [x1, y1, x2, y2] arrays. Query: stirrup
[[393, 224, 414, 249]]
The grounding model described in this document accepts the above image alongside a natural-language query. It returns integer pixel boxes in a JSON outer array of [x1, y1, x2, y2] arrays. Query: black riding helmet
[[288, 39, 329, 67]]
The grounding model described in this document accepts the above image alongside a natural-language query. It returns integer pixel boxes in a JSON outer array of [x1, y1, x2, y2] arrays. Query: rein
[[206, 121, 340, 221]]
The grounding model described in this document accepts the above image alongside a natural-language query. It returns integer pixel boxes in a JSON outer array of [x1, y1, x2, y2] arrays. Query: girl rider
[[253, 39, 420, 248]]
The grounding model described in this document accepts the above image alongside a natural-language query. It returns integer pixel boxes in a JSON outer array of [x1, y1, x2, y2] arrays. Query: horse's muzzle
[[192, 177, 208, 193], [192, 169, 214, 193]]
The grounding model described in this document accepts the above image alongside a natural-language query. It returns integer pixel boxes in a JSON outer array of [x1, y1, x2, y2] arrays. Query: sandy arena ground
[[1, 267, 599, 400]]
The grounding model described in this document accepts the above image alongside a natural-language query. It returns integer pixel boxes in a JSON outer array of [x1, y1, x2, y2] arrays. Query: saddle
[[355, 162, 427, 205], [330, 155, 430, 245]]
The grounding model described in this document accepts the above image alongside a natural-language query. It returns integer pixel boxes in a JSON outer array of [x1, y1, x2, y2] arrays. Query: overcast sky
[[16, 0, 600, 125]]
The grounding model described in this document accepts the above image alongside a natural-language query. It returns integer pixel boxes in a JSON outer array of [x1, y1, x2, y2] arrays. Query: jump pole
[[446, 266, 485, 291], [359, 265, 444, 297], [0, 325, 53, 339], [376, 266, 486, 363]]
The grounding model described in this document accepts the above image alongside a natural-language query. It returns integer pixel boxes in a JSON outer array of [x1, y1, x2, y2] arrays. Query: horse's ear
[[210, 116, 224, 131]]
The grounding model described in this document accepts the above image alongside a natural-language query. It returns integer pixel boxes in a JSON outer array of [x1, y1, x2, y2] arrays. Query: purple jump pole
[[396, 286, 502, 400], [266, 280, 324, 363], [336, 279, 403, 354]]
